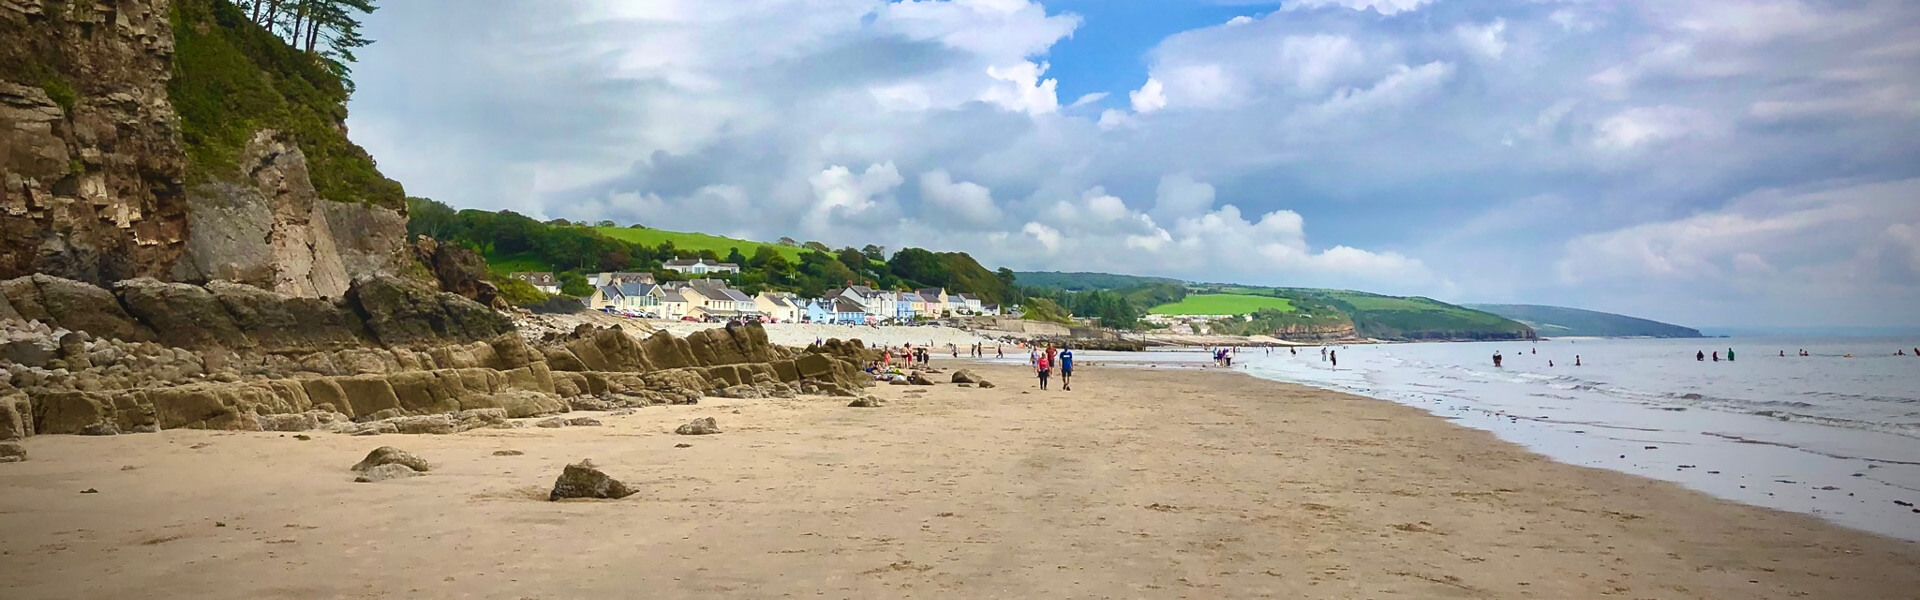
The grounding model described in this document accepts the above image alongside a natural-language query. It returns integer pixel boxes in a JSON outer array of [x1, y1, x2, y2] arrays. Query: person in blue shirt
[[1059, 346, 1075, 392]]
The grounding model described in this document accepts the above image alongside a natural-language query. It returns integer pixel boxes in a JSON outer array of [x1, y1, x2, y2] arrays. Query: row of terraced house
[[514, 270, 998, 323]]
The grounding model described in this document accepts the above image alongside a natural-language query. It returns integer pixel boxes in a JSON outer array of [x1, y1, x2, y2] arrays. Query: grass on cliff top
[[593, 227, 806, 262], [483, 252, 555, 276], [1148, 294, 1296, 316], [168, 0, 404, 210]]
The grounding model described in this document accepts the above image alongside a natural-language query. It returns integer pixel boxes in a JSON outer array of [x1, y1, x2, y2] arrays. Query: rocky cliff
[[0, 0, 413, 295]]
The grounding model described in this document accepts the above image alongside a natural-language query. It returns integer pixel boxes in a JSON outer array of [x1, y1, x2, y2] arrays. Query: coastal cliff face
[[1269, 322, 1360, 342], [0, 0, 412, 294], [172, 131, 411, 298], [0, 0, 186, 284]]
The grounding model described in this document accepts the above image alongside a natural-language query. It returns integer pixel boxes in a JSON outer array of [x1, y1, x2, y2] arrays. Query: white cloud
[[1456, 19, 1508, 60], [920, 170, 1003, 226], [1022, 221, 1063, 252], [1129, 77, 1167, 114], [1069, 91, 1107, 108], [1593, 105, 1716, 152], [980, 61, 1061, 115], [805, 162, 905, 234], [1285, 0, 1434, 16]]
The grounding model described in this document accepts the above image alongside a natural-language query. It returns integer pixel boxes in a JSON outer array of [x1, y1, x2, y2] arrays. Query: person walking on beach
[[997, 345, 1004, 359], [1035, 352, 1052, 390], [1059, 346, 1075, 391], [1045, 344, 1058, 372]]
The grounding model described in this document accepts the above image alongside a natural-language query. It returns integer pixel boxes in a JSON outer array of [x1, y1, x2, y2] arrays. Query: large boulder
[[0, 390, 31, 440], [346, 275, 512, 347], [351, 446, 432, 472], [550, 459, 636, 501], [674, 417, 721, 435], [413, 237, 505, 310], [951, 369, 983, 384], [114, 278, 253, 350], [0, 275, 154, 342], [206, 281, 367, 352], [0, 441, 24, 463]]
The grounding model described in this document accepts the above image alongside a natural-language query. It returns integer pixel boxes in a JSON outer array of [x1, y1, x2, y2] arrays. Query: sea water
[[1238, 337, 1920, 542]]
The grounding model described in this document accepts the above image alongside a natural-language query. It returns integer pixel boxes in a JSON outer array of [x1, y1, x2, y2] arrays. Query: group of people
[[1029, 343, 1074, 391], [1696, 349, 1736, 362], [960, 342, 1004, 358], [1493, 348, 1579, 368], [1211, 347, 1236, 367]]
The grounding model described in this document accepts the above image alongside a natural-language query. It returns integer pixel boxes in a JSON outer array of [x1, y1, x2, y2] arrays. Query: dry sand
[[3, 363, 1917, 599]]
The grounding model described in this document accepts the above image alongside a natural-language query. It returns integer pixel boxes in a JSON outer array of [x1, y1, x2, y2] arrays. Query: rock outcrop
[[549, 459, 635, 501], [351, 446, 431, 473], [173, 131, 413, 298], [1, 275, 874, 439]]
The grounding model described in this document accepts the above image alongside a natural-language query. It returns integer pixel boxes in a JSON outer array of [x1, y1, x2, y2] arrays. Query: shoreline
[[3, 362, 1916, 598]]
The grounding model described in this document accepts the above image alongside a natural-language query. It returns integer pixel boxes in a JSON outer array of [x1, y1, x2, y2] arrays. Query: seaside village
[[509, 259, 1001, 324]]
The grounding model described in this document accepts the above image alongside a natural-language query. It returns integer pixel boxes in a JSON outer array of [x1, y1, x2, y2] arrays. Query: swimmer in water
[[1575, 355, 1582, 366]]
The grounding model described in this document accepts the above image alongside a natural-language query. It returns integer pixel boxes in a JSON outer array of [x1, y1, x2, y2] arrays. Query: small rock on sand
[[848, 396, 883, 408], [951, 369, 983, 384], [978, 380, 996, 388], [351, 446, 432, 473], [675, 417, 721, 435], [565, 417, 603, 427], [354, 463, 422, 483], [493, 450, 524, 456], [550, 459, 636, 501]]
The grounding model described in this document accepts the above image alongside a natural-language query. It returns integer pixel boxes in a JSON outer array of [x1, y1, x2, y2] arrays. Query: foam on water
[[1234, 338, 1920, 542]]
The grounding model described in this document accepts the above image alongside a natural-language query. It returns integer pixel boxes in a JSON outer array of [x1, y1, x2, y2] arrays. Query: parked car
[[681, 316, 700, 322]]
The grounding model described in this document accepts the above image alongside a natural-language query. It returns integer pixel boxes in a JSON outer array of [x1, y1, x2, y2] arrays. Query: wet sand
[[2, 363, 1917, 599]]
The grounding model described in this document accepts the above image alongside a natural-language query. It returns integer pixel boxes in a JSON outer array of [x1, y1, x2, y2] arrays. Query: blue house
[[832, 297, 869, 324], [803, 299, 833, 324]]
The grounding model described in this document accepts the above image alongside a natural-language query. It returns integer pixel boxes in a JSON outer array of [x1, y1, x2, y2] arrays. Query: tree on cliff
[[239, 0, 378, 87]]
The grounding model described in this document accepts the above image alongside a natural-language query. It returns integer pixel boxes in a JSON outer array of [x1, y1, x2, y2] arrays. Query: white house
[[662, 258, 740, 275], [679, 279, 757, 318], [589, 282, 660, 312], [510, 272, 560, 295]]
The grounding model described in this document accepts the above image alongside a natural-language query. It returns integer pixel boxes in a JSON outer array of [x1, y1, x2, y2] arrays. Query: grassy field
[[1149, 294, 1296, 315], [594, 227, 804, 262]]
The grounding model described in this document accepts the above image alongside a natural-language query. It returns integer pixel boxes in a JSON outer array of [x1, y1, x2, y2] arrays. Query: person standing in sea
[[1329, 349, 1338, 370]]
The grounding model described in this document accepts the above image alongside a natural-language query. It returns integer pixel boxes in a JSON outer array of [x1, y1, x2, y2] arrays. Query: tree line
[[406, 198, 1019, 307]]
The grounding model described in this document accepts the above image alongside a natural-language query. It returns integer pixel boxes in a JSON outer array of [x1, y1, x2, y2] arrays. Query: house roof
[[919, 291, 943, 303], [660, 290, 689, 303], [833, 297, 867, 312], [615, 282, 657, 297], [511, 271, 556, 283], [719, 288, 753, 302], [958, 293, 979, 301], [762, 295, 792, 308]]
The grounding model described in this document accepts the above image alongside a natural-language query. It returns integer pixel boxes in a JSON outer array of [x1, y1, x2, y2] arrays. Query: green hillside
[[1153, 285, 1534, 341], [594, 227, 805, 263], [1149, 294, 1295, 315], [1465, 304, 1703, 338], [1014, 271, 1184, 291]]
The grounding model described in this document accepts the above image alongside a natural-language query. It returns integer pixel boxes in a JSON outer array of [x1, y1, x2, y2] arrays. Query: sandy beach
[[3, 362, 1916, 599]]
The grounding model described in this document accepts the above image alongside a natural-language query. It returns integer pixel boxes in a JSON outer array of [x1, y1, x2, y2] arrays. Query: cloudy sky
[[345, 0, 1920, 329]]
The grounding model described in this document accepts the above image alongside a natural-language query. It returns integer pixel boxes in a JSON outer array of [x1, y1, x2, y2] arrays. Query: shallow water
[[1235, 338, 1920, 542]]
